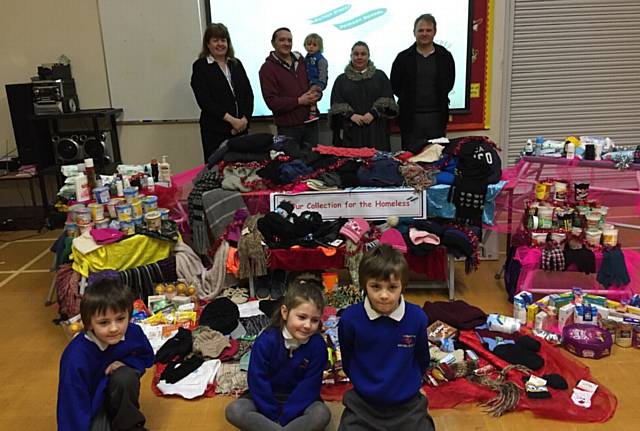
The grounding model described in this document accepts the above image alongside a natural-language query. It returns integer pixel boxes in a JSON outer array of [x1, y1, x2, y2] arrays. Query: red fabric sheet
[[321, 330, 617, 423], [267, 246, 448, 281]]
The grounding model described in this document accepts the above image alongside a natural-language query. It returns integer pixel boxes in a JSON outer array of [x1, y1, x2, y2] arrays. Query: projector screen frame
[[204, 1, 473, 118]]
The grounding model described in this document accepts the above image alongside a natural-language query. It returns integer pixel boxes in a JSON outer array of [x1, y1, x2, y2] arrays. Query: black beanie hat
[[542, 373, 569, 390], [155, 327, 193, 364], [493, 343, 544, 371], [516, 335, 541, 352], [199, 297, 240, 335], [259, 298, 284, 319]]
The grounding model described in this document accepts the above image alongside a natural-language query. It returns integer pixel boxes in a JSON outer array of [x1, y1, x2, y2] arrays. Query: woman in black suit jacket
[[191, 23, 254, 162]]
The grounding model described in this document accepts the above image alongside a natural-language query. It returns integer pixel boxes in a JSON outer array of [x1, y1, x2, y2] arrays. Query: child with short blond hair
[[303, 33, 328, 123]]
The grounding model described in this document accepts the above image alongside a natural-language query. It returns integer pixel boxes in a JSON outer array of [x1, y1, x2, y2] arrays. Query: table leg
[[248, 276, 255, 298], [448, 254, 455, 300], [37, 172, 51, 231]]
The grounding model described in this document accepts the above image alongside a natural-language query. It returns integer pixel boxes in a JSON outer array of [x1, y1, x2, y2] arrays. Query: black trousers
[[90, 366, 146, 431], [401, 112, 445, 153], [277, 123, 319, 151], [200, 124, 232, 164]]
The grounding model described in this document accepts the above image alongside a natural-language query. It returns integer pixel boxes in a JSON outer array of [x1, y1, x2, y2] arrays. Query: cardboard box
[[427, 320, 458, 344]]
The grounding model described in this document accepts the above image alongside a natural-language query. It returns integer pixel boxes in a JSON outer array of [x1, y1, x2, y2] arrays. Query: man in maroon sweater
[[259, 27, 320, 150]]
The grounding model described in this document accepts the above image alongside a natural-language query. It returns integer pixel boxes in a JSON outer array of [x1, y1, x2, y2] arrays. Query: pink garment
[[340, 218, 370, 243], [380, 228, 408, 253], [409, 227, 441, 246], [90, 228, 124, 245], [513, 246, 638, 299], [313, 145, 377, 158], [290, 183, 311, 193]]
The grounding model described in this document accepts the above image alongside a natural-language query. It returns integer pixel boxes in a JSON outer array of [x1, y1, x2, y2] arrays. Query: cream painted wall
[[1, 0, 508, 205]]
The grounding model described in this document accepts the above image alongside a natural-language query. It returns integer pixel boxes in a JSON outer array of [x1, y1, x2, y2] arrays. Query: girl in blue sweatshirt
[[225, 277, 331, 430], [338, 244, 435, 430], [57, 278, 154, 431]]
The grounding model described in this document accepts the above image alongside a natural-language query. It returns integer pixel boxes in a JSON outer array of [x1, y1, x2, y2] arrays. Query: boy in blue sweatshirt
[[57, 278, 154, 431], [226, 277, 331, 430], [338, 244, 435, 430]]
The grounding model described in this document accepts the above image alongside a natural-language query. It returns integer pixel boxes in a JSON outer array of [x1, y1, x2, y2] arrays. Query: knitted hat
[[155, 327, 193, 364], [542, 373, 568, 390], [192, 327, 231, 359], [412, 219, 445, 237], [279, 160, 313, 184], [199, 297, 240, 335], [340, 218, 370, 243], [258, 298, 283, 319], [90, 228, 124, 245], [357, 158, 404, 187], [379, 228, 407, 253], [409, 227, 441, 246], [492, 335, 544, 371]]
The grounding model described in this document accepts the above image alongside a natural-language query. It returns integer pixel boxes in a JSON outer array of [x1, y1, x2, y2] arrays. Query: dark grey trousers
[[338, 389, 435, 431], [225, 394, 331, 431], [89, 366, 146, 431]]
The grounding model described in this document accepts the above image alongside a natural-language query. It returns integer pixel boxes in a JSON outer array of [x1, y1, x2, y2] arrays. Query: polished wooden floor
[[1, 229, 638, 430]]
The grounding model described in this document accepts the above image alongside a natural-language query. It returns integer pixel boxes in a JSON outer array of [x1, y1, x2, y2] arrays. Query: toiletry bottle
[[75, 172, 90, 202], [565, 141, 575, 159], [534, 136, 543, 156], [151, 158, 159, 182], [524, 139, 534, 156], [84, 158, 97, 191], [159, 155, 172, 185]]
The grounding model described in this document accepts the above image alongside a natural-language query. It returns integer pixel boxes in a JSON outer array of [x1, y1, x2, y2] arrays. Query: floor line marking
[[0, 248, 52, 289], [0, 269, 51, 274]]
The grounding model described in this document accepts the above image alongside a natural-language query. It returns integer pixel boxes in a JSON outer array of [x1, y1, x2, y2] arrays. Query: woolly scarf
[[188, 168, 222, 254], [55, 263, 82, 318], [174, 240, 226, 300], [238, 215, 269, 279]]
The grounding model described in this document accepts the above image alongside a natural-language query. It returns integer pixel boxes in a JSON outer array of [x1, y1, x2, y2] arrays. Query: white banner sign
[[270, 188, 427, 220]]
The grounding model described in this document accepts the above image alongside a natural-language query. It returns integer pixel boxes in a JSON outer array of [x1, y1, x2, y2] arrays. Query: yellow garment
[[72, 234, 173, 277]]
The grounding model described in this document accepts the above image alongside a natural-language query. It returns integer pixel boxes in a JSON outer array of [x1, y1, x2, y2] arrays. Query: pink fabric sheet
[[513, 246, 639, 300]]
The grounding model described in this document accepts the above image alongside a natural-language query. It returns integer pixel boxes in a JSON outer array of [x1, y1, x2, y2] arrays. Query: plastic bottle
[[524, 139, 534, 155], [151, 159, 159, 182], [565, 141, 575, 159], [84, 158, 97, 191], [159, 155, 172, 185], [534, 136, 543, 156], [115, 178, 124, 197], [75, 172, 91, 202], [146, 175, 155, 192]]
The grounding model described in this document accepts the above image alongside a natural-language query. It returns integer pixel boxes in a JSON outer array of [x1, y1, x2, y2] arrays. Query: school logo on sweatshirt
[[299, 358, 310, 369], [398, 334, 416, 348]]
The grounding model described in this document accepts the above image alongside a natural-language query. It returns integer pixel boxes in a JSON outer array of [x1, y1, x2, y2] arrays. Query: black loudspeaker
[[52, 131, 115, 166], [5, 83, 55, 168]]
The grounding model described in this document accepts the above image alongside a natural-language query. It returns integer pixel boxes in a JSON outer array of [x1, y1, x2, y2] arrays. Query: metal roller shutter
[[502, 0, 640, 164]]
